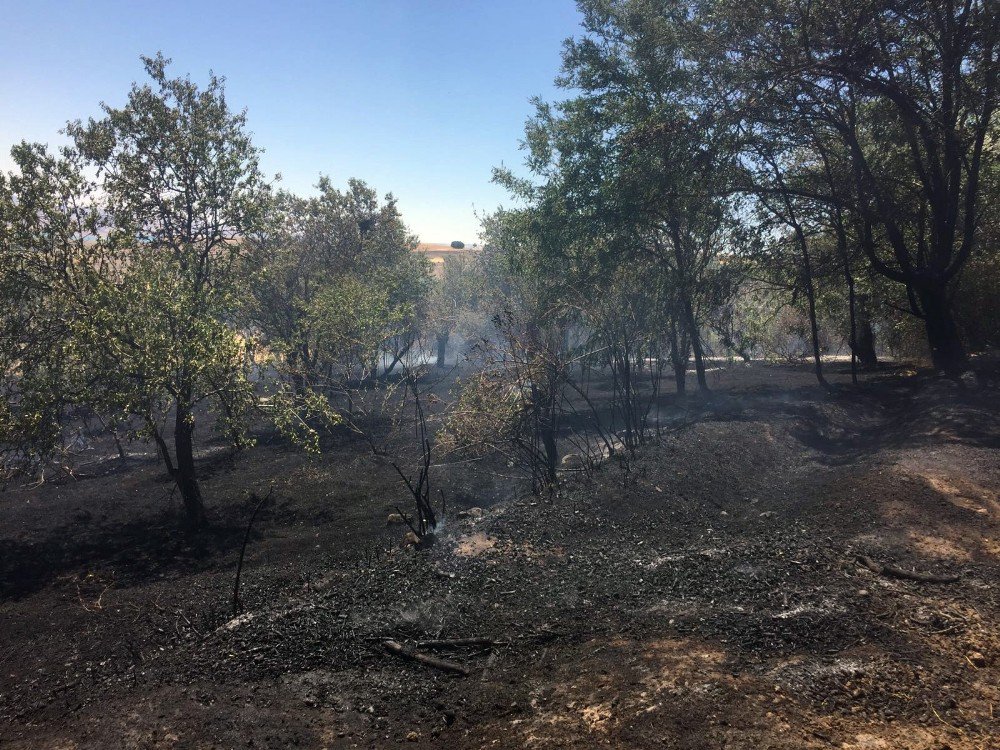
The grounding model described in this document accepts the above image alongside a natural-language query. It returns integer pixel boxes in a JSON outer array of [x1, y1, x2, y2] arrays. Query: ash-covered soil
[[2, 362, 999, 749]]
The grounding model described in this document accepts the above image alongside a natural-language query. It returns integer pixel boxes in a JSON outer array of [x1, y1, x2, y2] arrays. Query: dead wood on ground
[[857, 555, 960, 584]]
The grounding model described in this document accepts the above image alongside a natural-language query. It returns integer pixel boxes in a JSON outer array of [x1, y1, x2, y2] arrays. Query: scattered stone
[[959, 371, 978, 388]]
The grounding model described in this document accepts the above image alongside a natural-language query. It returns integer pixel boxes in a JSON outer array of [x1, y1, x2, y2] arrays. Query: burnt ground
[[1, 361, 999, 749]]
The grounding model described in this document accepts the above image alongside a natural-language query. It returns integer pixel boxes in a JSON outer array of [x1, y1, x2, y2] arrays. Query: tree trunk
[[837, 223, 859, 384], [540, 416, 558, 484], [151, 423, 176, 476], [916, 282, 967, 375], [673, 359, 687, 394], [683, 297, 709, 392], [791, 223, 827, 388], [853, 295, 878, 371], [286, 349, 304, 396], [528, 379, 559, 486], [435, 330, 449, 369], [803, 277, 827, 388], [174, 401, 206, 528], [666, 225, 707, 392], [765, 158, 826, 387], [668, 318, 687, 395]]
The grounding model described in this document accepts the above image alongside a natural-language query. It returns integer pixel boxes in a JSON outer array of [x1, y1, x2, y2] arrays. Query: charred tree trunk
[[817, 142, 861, 384], [151, 423, 176, 477], [798, 235, 827, 388], [683, 298, 709, 392], [845, 268, 859, 384], [672, 357, 687, 394], [765, 155, 827, 387], [666, 223, 708, 393], [916, 281, 967, 375], [286, 348, 305, 396], [539, 410, 559, 484], [174, 399, 206, 528], [525, 322, 559, 487], [853, 295, 878, 371], [382, 335, 414, 378], [435, 330, 449, 369], [833, 214, 860, 384], [668, 317, 688, 395]]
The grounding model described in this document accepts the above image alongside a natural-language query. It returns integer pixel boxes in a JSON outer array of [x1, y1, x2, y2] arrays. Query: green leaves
[[247, 178, 427, 389], [0, 55, 274, 484]]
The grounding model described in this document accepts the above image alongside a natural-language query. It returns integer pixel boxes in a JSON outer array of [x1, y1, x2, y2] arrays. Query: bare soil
[[2, 362, 999, 749]]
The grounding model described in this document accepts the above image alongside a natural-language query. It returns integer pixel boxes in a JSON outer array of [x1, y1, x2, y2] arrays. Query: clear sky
[[0, 0, 582, 243]]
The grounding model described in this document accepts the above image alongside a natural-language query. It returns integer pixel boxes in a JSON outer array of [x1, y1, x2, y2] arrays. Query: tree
[[457, 208, 571, 487], [247, 179, 430, 397], [500, 0, 746, 393], [716, 0, 998, 373], [0, 55, 291, 527], [426, 250, 481, 369], [0, 144, 102, 477]]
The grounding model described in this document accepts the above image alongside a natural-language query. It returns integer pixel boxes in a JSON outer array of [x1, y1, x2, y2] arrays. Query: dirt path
[[2, 364, 998, 748]]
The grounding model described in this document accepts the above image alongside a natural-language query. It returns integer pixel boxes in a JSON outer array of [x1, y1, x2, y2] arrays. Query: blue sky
[[0, 0, 582, 243]]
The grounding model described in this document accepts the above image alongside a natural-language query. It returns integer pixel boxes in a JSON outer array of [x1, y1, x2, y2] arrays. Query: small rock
[[968, 651, 987, 667], [959, 371, 977, 388], [458, 507, 484, 520], [386, 513, 405, 525], [759, 511, 776, 519], [560, 453, 585, 468], [406, 730, 420, 741]]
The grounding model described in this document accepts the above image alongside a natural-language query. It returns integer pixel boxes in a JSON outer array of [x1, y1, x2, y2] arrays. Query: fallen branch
[[233, 488, 274, 616], [415, 637, 505, 650], [383, 640, 470, 676], [857, 555, 960, 584]]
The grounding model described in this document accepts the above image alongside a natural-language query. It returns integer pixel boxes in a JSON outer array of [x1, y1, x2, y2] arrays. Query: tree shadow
[[787, 378, 1000, 465], [0, 502, 251, 603]]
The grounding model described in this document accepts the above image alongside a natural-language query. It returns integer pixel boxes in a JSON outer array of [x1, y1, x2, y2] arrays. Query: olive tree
[[0, 55, 314, 527]]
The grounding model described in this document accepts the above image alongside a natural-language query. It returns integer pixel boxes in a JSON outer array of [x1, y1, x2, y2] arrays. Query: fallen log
[[857, 555, 959, 584], [415, 637, 505, 650], [383, 640, 470, 676]]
